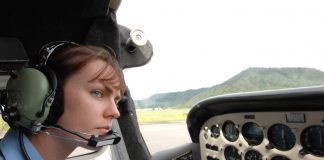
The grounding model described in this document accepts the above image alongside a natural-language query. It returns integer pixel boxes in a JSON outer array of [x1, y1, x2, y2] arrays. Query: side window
[[0, 76, 10, 139], [0, 121, 9, 139]]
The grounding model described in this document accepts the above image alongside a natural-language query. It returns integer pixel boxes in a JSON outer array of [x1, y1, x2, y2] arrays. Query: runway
[[139, 121, 192, 154]]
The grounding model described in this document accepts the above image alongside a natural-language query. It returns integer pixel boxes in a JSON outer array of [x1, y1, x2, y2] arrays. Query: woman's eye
[[91, 90, 103, 98]]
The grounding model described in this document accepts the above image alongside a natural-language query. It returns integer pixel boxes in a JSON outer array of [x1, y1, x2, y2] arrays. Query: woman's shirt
[[0, 129, 42, 160]]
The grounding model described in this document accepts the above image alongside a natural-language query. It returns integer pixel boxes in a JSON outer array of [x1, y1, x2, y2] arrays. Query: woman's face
[[56, 59, 122, 137]]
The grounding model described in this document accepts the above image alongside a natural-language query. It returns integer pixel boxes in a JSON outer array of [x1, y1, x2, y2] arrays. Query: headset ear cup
[[5, 68, 52, 130], [35, 66, 58, 117], [43, 75, 64, 125]]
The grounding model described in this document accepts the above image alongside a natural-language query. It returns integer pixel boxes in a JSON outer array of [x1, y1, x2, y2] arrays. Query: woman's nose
[[104, 99, 120, 119]]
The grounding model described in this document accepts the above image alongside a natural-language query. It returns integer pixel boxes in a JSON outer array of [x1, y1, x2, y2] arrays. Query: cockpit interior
[[1, 1, 324, 160]]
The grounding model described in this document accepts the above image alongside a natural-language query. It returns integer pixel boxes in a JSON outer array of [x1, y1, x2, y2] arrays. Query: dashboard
[[186, 86, 324, 160], [200, 111, 324, 160]]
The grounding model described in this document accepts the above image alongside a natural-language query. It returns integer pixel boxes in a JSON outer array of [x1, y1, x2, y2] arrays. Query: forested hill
[[134, 67, 324, 109]]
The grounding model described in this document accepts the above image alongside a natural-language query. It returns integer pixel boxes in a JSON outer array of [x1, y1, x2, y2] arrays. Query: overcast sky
[[117, 0, 324, 100]]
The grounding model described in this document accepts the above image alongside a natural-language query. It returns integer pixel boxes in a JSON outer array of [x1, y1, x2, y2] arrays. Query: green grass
[[0, 109, 189, 131], [136, 108, 189, 124]]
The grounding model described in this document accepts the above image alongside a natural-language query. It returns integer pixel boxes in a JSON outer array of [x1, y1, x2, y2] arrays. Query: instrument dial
[[224, 145, 241, 160], [242, 122, 264, 146], [300, 125, 324, 157], [244, 150, 262, 160], [211, 124, 220, 138], [222, 121, 239, 142], [267, 124, 296, 151]]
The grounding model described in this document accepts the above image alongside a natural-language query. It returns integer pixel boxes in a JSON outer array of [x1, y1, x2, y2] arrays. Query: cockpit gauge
[[271, 155, 290, 160], [210, 124, 220, 138], [242, 122, 264, 146], [222, 121, 239, 142], [267, 123, 296, 151], [224, 145, 241, 160], [300, 125, 324, 157], [244, 150, 262, 160]]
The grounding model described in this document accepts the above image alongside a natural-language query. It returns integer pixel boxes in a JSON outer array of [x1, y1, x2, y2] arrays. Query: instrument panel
[[199, 111, 324, 160]]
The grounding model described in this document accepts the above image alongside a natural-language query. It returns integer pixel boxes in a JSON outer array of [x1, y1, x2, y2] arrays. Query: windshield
[[118, 0, 324, 154], [118, 0, 324, 100]]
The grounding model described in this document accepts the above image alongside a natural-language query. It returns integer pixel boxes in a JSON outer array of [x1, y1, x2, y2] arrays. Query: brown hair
[[44, 45, 126, 125], [48, 45, 125, 94]]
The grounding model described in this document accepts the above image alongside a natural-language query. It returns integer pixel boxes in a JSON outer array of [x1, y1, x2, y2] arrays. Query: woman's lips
[[96, 126, 111, 134]]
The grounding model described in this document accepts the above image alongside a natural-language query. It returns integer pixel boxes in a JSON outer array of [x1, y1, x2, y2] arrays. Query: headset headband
[[39, 41, 79, 66]]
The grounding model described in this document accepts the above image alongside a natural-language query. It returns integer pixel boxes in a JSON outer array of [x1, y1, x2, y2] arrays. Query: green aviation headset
[[1, 41, 78, 133]]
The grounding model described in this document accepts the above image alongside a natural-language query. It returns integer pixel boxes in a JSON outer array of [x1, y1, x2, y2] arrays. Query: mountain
[[134, 67, 324, 109]]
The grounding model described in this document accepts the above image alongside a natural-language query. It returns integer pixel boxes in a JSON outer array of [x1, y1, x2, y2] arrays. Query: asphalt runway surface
[[139, 121, 192, 154]]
